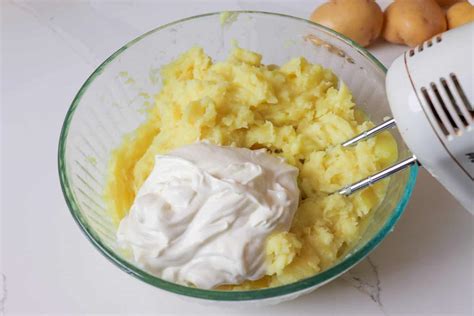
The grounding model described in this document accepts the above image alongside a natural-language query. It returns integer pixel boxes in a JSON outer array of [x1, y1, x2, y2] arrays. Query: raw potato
[[435, 0, 465, 7], [383, 0, 447, 47], [310, 0, 384, 47], [447, 2, 474, 29]]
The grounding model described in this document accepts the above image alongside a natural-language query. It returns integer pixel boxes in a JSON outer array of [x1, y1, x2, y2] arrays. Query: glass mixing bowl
[[58, 11, 418, 304]]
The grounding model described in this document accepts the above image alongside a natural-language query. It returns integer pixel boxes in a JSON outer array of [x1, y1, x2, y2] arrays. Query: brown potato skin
[[383, 0, 447, 47], [435, 0, 465, 7], [447, 2, 474, 29], [310, 0, 384, 47]]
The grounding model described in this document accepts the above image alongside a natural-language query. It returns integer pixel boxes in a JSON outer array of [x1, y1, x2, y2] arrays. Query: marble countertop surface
[[1, 0, 473, 315]]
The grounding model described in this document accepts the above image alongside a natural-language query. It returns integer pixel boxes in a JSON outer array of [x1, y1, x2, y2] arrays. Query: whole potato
[[435, 0, 465, 7], [447, 2, 474, 29], [310, 0, 384, 47], [383, 0, 447, 47]]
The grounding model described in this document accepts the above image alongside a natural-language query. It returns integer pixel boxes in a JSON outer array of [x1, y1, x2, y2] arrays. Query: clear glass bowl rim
[[58, 10, 418, 301]]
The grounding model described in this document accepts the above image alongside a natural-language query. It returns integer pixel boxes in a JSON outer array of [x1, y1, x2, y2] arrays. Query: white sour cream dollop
[[117, 142, 299, 289]]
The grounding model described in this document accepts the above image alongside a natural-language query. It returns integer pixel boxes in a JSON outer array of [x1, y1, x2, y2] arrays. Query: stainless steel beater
[[337, 118, 418, 196]]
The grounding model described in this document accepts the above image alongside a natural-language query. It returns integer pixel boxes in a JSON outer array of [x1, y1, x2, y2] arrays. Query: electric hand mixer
[[337, 22, 473, 213]]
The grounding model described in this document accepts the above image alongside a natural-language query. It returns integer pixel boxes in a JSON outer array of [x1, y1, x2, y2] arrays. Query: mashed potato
[[105, 47, 397, 289]]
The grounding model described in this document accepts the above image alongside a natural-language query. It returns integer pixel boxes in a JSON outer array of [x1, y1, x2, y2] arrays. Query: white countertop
[[1, 0, 473, 315]]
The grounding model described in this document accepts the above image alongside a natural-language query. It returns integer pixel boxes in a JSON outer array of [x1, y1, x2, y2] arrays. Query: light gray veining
[[342, 257, 385, 313], [0, 274, 7, 315]]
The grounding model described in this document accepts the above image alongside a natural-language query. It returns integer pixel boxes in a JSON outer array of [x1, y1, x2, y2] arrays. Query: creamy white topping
[[117, 142, 299, 289]]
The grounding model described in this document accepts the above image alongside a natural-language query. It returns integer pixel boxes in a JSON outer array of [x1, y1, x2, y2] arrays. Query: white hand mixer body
[[339, 22, 473, 213]]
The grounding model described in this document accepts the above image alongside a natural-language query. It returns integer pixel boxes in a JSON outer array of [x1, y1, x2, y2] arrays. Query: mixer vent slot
[[409, 35, 442, 57], [421, 74, 473, 138], [440, 78, 468, 126], [432, 83, 459, 128], [451, 73, 473, 112], [421, 86, 450, 136]]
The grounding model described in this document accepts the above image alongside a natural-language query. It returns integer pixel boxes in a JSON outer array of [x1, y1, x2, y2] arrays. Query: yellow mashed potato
[[105, 47, 397, 290]]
